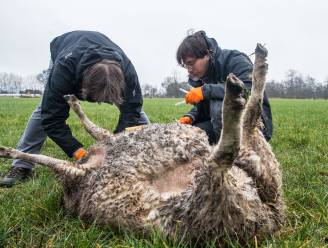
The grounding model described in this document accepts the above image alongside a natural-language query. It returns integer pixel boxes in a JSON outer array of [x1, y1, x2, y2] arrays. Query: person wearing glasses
[[177, 30, 273, 144]]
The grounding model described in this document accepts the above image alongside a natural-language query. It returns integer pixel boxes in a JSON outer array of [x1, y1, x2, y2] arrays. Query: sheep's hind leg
[[209, 74, 247, 167], [242, 43, 268, 140], [64, 95, 112, 141], [235, 44, 283, 211], [0, 146, 85, 178]]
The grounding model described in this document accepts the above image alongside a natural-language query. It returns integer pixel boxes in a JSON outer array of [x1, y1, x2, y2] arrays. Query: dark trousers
[[193, 100, 223, 145]]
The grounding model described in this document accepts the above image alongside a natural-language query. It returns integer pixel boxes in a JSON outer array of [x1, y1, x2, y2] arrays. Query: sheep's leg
[[235, 44, 283, 206], [64, 95, 112, 141], [209, 74, 247, 167], [242, 43, 268, 140], [0, 146, 85, 177], [234, 150, 283, 204]]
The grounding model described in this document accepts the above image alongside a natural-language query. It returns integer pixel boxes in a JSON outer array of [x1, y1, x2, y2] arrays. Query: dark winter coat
[[41, 31, 144, 157], [184, 31, 273, 141]]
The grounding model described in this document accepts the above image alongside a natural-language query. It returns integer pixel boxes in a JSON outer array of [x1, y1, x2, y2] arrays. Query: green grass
[[0, 97, 328, 247]]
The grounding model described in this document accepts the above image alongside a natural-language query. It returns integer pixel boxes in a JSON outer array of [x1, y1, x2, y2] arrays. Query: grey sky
[[1, 0, 327, 86]]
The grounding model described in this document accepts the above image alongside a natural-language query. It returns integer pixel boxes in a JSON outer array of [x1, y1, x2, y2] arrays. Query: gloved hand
[[185, 87, 204, 104], [73, 147, 87, 160], [178, 116, 193, 125]]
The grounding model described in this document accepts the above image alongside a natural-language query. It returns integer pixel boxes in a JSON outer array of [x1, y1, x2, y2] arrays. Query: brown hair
[[81, 59, 125, 105], [176, 31, 209, 66]]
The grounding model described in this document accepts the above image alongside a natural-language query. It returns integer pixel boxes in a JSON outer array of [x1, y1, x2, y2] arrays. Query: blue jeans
[[12, 104, 47, 169], [13, 60, 53, 169]]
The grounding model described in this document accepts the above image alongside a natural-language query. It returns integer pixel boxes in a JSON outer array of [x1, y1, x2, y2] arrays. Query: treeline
[[0, 70, 47, 94], [266, 70, 328, 99], [142, 73, 189, 98], [143, 69, 328, 99], [1, 69, 328, 99]]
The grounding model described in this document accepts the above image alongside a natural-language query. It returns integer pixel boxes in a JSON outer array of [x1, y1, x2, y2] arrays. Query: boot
[[0, 167, 32, 188]]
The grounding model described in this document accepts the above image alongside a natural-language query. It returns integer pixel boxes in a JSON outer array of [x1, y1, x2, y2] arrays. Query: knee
[[139, 111, 150, 124]]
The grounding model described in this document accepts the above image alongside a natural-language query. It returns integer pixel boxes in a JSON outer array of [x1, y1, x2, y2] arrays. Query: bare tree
[[0, 73, 22, 93], [23, 75, 44, 94], [36, 69, 48, 85], [161, 70, 189, 97], [266, 70, 327, 99], [142, 83, 158, 98]]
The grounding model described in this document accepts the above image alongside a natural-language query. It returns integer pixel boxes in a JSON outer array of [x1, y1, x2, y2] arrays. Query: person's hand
[[185, 87, 204, 104], [178, 116, 193, 125], [73, 147, 87, 160]]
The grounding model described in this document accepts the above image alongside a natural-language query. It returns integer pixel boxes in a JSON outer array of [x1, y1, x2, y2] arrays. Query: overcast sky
[[1, 0, 327, 86]]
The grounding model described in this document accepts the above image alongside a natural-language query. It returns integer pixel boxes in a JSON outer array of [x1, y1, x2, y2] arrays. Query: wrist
[[73, 147, 86, 160]]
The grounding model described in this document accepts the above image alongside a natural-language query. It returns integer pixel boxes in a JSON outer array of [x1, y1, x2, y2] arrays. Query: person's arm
[[227, 52, 253, 89], [202, 83, 225, 100], [113, 59, 145, 133], [228, 53, 273, 140], [202, 52, 254, 100], [114, 102, 143, 133], [41, 63, 83, 158]]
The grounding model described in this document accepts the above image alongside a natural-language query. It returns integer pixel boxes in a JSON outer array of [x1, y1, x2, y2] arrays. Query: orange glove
[[73, 147, 87, 160], [178, 116, 193, 125], [185, 87, 204, 104]]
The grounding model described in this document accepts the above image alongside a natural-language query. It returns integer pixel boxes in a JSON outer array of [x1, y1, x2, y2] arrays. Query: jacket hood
[[188, 31, 222, 87], [198, 31, 222, 60]]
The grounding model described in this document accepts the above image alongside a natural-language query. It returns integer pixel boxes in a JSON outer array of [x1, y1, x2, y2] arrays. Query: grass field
[[0, 97, 327, 247]]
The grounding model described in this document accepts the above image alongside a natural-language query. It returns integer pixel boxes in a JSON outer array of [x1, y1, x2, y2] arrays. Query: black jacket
[[184, 31, 273, 141], [41, 31, 144, 157]]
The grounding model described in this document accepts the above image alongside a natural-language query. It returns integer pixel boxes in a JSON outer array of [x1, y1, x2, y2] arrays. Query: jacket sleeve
[[113, 60, 144, 133], [229, 54, 273, 140], [184, 106, 199, 123], [227, 52, 253, 83], [202, 83, 225, 100], [202, 52, 253, 100], [41, 62, 83, 158]]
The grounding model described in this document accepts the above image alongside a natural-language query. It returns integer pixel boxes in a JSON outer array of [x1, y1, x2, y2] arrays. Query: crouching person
[[177, 30, 273, 144], [0, 30, 149, 187]]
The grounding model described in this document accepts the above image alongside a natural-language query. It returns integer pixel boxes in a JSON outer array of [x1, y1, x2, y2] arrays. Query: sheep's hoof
[[226, 73, 246, 107], [255, 43, 268, 58], [0, 146, 12, 158], [226, 74, 244, 94]]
